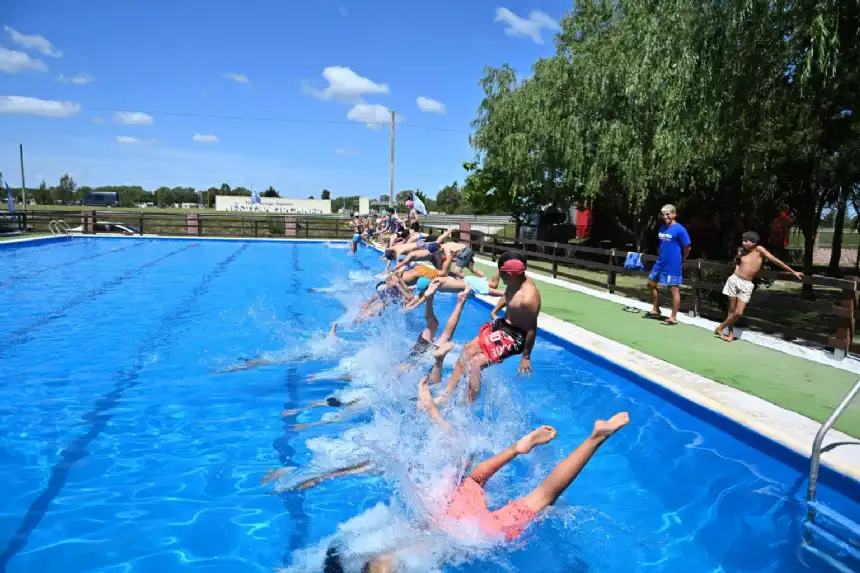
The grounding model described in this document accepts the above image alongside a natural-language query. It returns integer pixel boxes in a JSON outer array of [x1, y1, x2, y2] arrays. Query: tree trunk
[[801, 226, 816, 301], [827, 185, 847, 277]]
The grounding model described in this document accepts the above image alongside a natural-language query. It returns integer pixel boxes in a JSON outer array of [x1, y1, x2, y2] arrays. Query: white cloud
[[91, 116, 104, 124], [4, 25, 62, 57], [346, 103, 401, 129], [416, 96, 447, 114], [303, 66, 389, 103], [56, 72, 94, 85], [338, 6, 348, 16], [0, 47, 47, 73], [114, 111, 154, 125], [116, 136, 156, 145], [334, 148, 357, 156], [193, 133, 219, 143], [0, 95, 80, 117], [494, 8, 560, 44], [222, 72, 249, 83]]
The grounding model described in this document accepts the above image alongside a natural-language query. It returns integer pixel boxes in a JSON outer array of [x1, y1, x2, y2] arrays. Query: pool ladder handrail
[[803, 377, 860, 572], [807, 377, 860, 506], [48, 220, 72, 236]]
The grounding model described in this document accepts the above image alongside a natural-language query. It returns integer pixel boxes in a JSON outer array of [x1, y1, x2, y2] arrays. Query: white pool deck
[[7, 234, 859, 482]]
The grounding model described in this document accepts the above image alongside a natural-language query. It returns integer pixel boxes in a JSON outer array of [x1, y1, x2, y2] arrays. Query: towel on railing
[[624, 252, 645, 271]]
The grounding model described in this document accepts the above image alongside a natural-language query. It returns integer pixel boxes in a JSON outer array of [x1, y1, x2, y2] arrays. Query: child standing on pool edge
[[715, 230, 803, 342], [349, 213, 364, 256]]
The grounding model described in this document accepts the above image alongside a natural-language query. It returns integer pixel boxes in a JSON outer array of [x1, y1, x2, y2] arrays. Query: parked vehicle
[[82, 191, 119, 207]]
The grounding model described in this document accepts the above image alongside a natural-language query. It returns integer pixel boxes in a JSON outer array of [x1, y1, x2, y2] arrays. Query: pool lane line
[[0, 242, 146, 287], [0, 243, 197, 360], [0, 243, 250, 571], [275, 245, 310, 560]]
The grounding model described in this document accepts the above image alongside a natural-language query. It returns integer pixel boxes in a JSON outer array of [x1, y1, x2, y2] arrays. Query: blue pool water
[[0, 237, 857, 573]]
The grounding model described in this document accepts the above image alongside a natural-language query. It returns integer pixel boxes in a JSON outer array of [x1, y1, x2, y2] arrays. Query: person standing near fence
[[645, 204, 691, 325], [714, 230, 803, 342]]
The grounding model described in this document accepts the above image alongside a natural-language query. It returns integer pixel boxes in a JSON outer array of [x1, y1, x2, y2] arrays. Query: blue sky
[[0, 0, 569, 199]]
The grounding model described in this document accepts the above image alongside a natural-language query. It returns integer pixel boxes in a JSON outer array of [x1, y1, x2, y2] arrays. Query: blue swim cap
[[427, 242, 441, 254], [416, 277, 431, 292]]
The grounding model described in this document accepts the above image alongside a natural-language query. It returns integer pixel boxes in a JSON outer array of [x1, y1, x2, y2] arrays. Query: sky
[[0, 0, 570, 199]]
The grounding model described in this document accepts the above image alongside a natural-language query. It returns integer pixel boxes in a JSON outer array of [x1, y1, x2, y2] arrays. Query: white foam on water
[[273, 277, 546, 571]]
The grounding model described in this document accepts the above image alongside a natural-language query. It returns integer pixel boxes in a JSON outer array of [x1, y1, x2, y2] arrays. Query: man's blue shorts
[[648, 264, 683, 286]]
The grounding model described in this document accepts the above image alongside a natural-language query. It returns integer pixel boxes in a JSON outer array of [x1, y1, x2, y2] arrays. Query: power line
[[86, 105, 468, 134]]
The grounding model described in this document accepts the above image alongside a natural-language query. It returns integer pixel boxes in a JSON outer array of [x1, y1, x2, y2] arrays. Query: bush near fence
[[421, 223, 859, 358]]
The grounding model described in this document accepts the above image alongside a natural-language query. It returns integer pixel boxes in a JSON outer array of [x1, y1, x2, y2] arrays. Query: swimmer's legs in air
[[428, 286, 470, 386]]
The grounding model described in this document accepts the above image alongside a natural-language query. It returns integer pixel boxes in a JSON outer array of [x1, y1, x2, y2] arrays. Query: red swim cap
[[499, 259, 526, 274]]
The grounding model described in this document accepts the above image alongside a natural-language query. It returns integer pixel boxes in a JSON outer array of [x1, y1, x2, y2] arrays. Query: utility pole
[[19, 144, 26, 206], [389, 109, 395, 209]]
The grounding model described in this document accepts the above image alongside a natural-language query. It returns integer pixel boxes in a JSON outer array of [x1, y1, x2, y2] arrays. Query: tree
[[321, 189, 331, 200], [219, 183, 231, 195], [34, 180, 54, 205], [308, 195, 314, 199], [56, 173, 77, 204], [262, 186, 280, 198], [436, 182, 463, 214]]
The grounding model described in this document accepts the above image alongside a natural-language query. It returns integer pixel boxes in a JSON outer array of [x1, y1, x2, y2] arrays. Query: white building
[[215, 196, 332, 214]]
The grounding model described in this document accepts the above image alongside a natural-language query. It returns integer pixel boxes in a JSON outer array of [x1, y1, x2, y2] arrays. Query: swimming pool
[[0, 237, 857, 573]]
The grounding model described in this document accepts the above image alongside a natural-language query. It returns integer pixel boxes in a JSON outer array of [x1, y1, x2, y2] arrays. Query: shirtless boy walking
[[715, 230, 803, 341], [437, 252, 541, 404]]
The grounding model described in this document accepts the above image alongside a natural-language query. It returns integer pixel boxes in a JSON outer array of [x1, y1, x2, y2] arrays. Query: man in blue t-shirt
[[646, 204, 691, 325]]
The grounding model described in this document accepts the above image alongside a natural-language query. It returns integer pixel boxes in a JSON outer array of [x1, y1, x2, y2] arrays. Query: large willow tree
[[465, 0, 859, 278]]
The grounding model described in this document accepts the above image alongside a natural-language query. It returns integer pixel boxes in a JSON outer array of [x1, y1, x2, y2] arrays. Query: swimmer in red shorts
[[437, 251, 541, 404], [413, 378, 629, 543]]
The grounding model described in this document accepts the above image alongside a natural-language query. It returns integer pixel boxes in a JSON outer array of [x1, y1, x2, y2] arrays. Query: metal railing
[[806, 378, 860, 506]]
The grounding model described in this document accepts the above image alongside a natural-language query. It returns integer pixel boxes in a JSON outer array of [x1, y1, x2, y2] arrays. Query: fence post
[[91, 210, 98, 234], [608, 248, 617, 294], [305, 217, 309, 238], [459, 221, 471, 245], [21, 211, 27, 231], [138, 214, 144, 235], [284, 216, 297, 237], [186, 213, 199, 236], [254, 220, 258, 238], [552, 242, 558, 278], [833, 285, 856, 360], [491, 236, 498, 263], [693, 260, 703, 317]]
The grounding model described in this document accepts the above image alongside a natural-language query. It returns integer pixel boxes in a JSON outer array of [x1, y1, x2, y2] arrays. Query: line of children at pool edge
[[226, 219, 631, 572]]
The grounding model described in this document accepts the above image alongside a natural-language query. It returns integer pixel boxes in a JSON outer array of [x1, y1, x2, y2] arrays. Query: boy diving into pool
[[435, 252, 541, 404]]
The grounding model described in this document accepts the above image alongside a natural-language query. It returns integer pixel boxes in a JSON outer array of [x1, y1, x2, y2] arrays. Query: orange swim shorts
[[413, 265, 443, 280], [445, 477, 537, 540]]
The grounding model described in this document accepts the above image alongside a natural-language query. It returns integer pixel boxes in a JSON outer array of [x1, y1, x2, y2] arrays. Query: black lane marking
[[0, 244, 197, 360], [277, 244, 310, 562], [0, 244, 249, 571], [0, 242, 146, 287]]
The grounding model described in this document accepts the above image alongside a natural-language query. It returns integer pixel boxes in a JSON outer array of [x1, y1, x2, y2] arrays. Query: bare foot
[[719, 332, 735, 342], [417, 376, 434, 412], [261, 467, 286, 485], [425, 280, 440, 297], [458, 285, 471, 301], [433, 341, 455, 359], [281, 408, 300, 417], [592, 413, 630, 438], [514, 425, 557, 454], [713, 328, 722, 337], [329, 322, 338, 337]]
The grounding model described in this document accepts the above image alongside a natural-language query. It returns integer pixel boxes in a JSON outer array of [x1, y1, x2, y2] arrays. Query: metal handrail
[[56, 220, 71, 234], [807, 377, 860, 507], [48, 220, 58, 235]]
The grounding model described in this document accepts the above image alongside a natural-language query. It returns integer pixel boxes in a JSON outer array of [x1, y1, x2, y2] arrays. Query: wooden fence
[[421, 222, 858, 358], [5, 209, 354, 239]]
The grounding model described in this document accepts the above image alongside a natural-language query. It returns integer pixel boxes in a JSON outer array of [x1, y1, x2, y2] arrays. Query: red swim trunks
[[477, 319, 526, 364], [445, 477, 537, 540]]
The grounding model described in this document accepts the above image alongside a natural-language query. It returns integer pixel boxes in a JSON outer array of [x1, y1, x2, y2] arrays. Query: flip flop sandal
[[642, 312, 662, 320], [622, 306, 640, 313], [660, 320, 678, 326]]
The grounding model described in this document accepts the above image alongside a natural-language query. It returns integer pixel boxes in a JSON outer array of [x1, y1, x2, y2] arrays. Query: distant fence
[[4, 209, 355, 239], [421, 222, 858, 358]]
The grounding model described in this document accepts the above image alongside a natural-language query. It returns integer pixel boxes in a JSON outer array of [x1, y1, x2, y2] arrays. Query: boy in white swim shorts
[[715, 231, 803, 342]]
